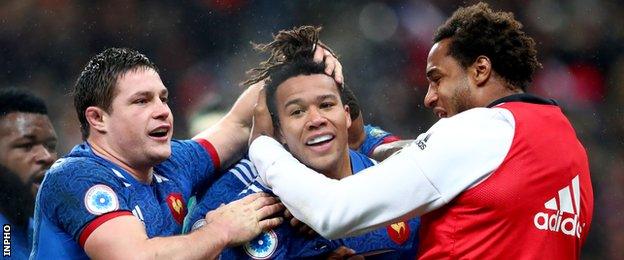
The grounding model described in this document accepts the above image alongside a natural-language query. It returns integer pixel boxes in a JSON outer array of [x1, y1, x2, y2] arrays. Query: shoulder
[[40, 157, 126, 207]]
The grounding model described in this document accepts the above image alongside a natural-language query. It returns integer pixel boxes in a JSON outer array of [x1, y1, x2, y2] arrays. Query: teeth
[[152, 128, 167, 134], [306, 135, 333, 145]]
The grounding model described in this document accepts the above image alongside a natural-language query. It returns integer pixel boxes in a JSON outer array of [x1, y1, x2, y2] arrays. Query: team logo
[[533, 175, 585, 238], [386, 221, 410, 245], [166, 193, 187, 224], [84, 184, 119, 215], [244, 230, 278, 259]]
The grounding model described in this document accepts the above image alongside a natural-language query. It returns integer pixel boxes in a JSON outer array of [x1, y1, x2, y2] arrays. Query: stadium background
[[1, 0, 621, 258]]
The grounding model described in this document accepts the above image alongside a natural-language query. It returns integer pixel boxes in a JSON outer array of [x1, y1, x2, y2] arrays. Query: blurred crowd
[[0, 0, 622, 258]]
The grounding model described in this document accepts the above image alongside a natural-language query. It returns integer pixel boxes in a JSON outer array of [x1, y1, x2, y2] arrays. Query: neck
[[477, 81, 524, 108], [87, 138, 153, 183], [325, 150, 353, 180]]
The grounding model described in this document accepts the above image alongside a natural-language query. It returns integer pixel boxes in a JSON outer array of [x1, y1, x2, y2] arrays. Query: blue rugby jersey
[[187, 150, 419, 259], [357, 124, 400, 156], [31, 139, 219, 259]]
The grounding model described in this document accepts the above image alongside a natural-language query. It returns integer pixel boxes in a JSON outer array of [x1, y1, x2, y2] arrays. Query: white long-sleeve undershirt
[[249, 107, 515, 239]]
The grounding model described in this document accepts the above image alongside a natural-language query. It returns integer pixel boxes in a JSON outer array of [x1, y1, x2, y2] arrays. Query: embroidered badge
[[244, 230, 278, 259], [386, 221, 410, 245], [84, 184, 119, 215]]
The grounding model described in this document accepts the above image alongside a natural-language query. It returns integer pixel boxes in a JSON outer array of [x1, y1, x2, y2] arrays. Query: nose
[[306, 107, 327, 130], [153, 99, 171, 120], [424, 85, 438, 109], [35, 145, 57, 167]]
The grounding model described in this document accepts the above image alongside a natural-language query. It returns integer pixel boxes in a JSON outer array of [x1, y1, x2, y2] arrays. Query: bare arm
[[83, 193, 283, 259], [194, 82, 263, 169]]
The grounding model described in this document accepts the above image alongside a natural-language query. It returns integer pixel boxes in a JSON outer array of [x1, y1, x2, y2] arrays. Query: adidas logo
[[533, 175, 584, 238]]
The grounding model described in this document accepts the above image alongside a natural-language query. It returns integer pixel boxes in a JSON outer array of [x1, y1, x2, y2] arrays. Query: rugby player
[[0, 88, 57, 259], [187, 26, 418, 259], [248, 3, 594, 258]]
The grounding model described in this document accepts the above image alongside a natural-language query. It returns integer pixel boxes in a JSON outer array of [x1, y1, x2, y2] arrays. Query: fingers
[[284, 208, 293, 219], [313, 43, 324, 62], [324, 50, 336, 75], [333, 60, 343, 84], [326, 246, 357, 260], [258, 216, 283, 231], [252, 196, 280, 210]]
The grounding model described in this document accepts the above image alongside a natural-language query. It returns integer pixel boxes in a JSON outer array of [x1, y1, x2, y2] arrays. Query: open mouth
[[149, 127, 170, 138], [306, 134, 335, 146]]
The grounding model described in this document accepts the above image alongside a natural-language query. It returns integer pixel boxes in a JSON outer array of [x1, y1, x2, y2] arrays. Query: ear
[[344, 105, 352, 129], [470, 55, 492, 87], [85, 106, 108, 134]]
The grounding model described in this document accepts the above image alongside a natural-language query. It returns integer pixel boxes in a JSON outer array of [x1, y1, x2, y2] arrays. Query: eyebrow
[[283, 94, 338, 109]]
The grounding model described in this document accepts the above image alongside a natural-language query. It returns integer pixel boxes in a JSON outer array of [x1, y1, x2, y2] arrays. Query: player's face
[[104, 68, 173, 166], [424, 38, 476, 118], [275, 74, 352, 175], [0, 112, 57, 196]]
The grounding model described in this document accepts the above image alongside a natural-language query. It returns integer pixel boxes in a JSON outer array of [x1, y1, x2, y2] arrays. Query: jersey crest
[[84, 184, 119, 215], [386, 221, 410, 245], [166, 193, 186, 224], [244, 230, 278, 259]]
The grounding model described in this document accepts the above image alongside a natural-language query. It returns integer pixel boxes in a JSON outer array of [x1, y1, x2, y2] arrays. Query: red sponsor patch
[[386, 221, 410, 245], [166, 193, 187, 224]]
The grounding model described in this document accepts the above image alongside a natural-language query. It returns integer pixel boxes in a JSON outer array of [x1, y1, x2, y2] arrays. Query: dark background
[[1, 1, 622, 258]]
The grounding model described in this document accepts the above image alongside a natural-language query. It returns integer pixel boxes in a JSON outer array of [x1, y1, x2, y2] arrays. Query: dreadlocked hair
[[241, 25, 337, 87]]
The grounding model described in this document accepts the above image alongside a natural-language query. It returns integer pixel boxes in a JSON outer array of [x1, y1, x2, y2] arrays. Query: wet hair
[[0, 88, 48, 118], [433, 2, 542, 90], [244, 25, 359, 124], [74, 47, 158, 140]]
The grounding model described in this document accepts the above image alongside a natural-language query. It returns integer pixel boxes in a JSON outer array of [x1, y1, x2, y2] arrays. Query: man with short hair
[[31, 48, 286, 259], [247, 3, 594, 258], [0, 88, 57, 259]]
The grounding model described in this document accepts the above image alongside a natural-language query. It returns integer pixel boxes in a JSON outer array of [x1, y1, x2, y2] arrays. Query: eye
[[134, 98, 148, 104], [290, 109, 304, 116], [16, 142, 34, 151], [160, 96, 169, 103], [320, 102, 335, 109]]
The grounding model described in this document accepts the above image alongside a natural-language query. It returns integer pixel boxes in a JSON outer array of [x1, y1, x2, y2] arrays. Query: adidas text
[[533, 210, 582, 238]]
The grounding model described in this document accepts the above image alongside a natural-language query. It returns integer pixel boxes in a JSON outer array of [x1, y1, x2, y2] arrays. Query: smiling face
[[424, 38, 476, 118], [274, 74, 352, 176], [98, 67, 173, 168], [0, 112, 57, 196]]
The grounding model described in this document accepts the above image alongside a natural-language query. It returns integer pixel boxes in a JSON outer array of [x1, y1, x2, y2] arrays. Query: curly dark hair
[[243, 25, 360, 121], [242, 26, 336, 87], [434, 2, 542, 90], [74, 48, 158, 140]]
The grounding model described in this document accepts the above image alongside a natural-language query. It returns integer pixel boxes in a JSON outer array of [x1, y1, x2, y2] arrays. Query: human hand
[[204, 192, 284, 246], [249, 86, 274, 145], [313, 43, 343, 84], [326, 246, 364, 260], [284, 208, 317, 237]]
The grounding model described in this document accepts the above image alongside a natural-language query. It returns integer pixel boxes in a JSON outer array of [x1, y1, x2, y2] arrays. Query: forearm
[[139, 226, 228, 260], [194, 83, 262, 168], [250, 136, 444, 239]]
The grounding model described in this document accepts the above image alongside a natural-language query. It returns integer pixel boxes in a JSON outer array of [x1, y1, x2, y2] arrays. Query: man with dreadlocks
[[248, 3, 594, 259], [185, 26, 419, 259]]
